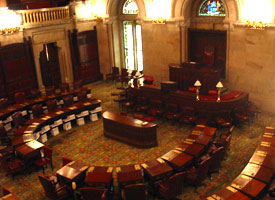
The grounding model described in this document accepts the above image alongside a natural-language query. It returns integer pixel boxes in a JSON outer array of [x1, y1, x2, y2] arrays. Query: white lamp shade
[[127, 69, 132, 73], [216, 81, 223, 88], [194, 80, 202, 87]]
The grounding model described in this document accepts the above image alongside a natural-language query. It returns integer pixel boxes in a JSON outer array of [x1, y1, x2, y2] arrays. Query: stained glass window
[[198, 0, 226, 16], [123, 0, 138, 15]]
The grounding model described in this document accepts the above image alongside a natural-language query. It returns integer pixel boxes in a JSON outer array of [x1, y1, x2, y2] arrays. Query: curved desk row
[[102, 111, 157, 148], [129, 85, 249, 112], [12, 99, 101, 147], [0, 88, 91, 132], [205, 126, 275, 200]]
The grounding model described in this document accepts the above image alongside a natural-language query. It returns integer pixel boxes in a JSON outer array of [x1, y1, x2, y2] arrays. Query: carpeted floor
[[0, 80, 274, 200]]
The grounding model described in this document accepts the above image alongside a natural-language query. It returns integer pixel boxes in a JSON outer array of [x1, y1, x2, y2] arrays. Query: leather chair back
[[63, 95, 73, 107], [80, 187, 107, 200], [77, 90, 87, 102], [59, 83, 69, 93], [122, 183, 147, 200], [46, 99, 58, 112], [32, 104, 43, 118], [45, 86, 55, 96], [73, 80, 83, 90], [12, 112, 25, 128], [29, 89, 41, 99], [14, 92, 26, 104]]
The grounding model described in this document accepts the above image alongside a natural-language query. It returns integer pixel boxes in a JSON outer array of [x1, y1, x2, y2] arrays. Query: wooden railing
[[16, 6, 70, 25]]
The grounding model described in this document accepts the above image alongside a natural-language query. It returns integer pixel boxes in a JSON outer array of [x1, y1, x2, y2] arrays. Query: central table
[[102, 111, 157, 148]]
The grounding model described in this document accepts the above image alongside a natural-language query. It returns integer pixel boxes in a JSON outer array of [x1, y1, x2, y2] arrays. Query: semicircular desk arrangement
[[203, 126, 275, 200]]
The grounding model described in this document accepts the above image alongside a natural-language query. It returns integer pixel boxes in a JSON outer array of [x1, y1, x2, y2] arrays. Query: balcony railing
[[17, 6, 70, 25]]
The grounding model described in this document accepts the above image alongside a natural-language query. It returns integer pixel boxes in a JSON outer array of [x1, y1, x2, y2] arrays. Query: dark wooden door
[[69, 28, 102, 84], [39, 43, 61, 88], [188, 29, 226, 77]]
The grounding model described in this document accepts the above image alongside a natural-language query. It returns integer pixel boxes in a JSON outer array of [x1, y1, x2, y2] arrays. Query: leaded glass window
[[198, 0, 226, 16], [123, 0, 138, 14]]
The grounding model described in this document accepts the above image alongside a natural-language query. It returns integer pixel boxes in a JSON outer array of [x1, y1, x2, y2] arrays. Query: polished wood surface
[[176, 142, 205, 158], [161, 150, 193, 171], [230, 174, 266, 198], [209, 186, 252, 200], [16, 140, 44, 160], [84, 166, 113, 188], [56, 160, 89, 183], [116, 164, 143, 186], [141, 159, 173, 182], [12, 134, 34, 146], [129, 85, 248, 113], [102, 111, 157, 148]]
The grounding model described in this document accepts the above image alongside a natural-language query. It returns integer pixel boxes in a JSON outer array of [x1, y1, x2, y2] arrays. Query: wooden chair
[[0, 153, 25, 178], [14, 92, 26, 104], [215, 110, 233, 128], [62, 157, 73, 167], [105, 66, 120, 82], [46, 99, 58, 112], [117, 68, 130, 85], [45, 86, 55, 96], [157, 172, 186, 200], [163, 103, 182, 121], [73, 80, 83, 90], [0, 98, 9, 110], [79, 187, 107, 200], [35, 146, 53, 174], [148, 99, 164, 117], [12, 111, 26, 129], [208, 146, 225, 174], [77, 90, 87, 102], [185, 155, 211, 186], [31, 104, 44, 118], [179, 106, 197, 125], [59, 83, 69, 93], [38, 172, 70, 200], [63, 95, 73, 107], [29, 89, 41, 99], [121, 183, 147, 200]]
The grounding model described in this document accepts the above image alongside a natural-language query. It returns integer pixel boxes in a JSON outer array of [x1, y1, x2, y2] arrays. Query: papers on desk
[[157, 158, 165, 163], [141, 163, 148, 169], [107, 167, 113, 173], [172, 149, 181, 154], [21, 110, 27, 116], [226, 186, 237, 193], [256, 151, 267, 157], [196, 124, 205, 128], [24, 130, 33, 134], [191, 130, 201, 135], [56, 111, 64, 115], [231, 183, 241, 189], [116, 167, 121, 173], [134, 164, 140, 170], [186, 138, 195, 143], [69, 106, 78, 110], [183, 140, 193, 145], [83, 102, 91, 106], [260, 142, 271, 147], [266, 126, 274, 130]]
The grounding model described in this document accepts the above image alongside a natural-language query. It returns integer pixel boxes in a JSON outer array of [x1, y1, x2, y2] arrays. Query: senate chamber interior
[[0, 0, 275, 199]]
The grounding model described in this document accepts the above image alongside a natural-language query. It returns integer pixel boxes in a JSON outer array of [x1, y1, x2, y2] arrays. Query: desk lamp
[[194, 80, 202, 101], [216, 81, 223, 102]]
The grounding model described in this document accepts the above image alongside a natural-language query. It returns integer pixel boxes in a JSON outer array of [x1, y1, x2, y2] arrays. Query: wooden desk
[[241, 163, 275, 184], [176, 142, 205, 158], [193, 125, 216, 137], [208, 186, 252, 200], [0, 193, 21, 200], [128, 85, 248, 113], [230, 174, 266, 199], [12, 134, 34, 146], [249, 152, 275, 170], [102, 111, 157, 148], [141, 159, 173, 182], [116, 164, 143, 187], [16, 140, 44, 160], [85, 166, 113, 189], [56, 160, 89, 185], [186, 134, 212, 146], [161, 149, 193, 171]]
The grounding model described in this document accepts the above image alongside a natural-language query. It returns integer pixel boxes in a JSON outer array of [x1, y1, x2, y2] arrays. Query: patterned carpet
[[0, 80, 274, 200]]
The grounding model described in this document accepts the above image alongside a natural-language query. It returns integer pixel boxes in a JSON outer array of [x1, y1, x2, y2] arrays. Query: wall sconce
[[194, 80, 201, 101], [152, 17, 166, 24], [0, 7, 21, 35], [246, 20, 266, 30], [216, 81, 223, 102]]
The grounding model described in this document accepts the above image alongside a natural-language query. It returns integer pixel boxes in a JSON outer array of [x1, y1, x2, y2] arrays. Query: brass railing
[[17, 6, 70, 25]]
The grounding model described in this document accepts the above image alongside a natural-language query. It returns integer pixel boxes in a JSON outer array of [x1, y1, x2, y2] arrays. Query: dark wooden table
[[249, 152, 275, 170], [56, 160, 89, 185], [230, 174, 266, 199], [102, 111, 157, 148], [176, 142, 205, 158], [241, 163, 275, 184], [84, 166, 113, 189], [12, 134, 35, 147], [141, 159, 173, 182], [161, 149, 193, 171], [207, 186, 252, 200], [15, 140, 44, 160], [116, 164, 143, 187]]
